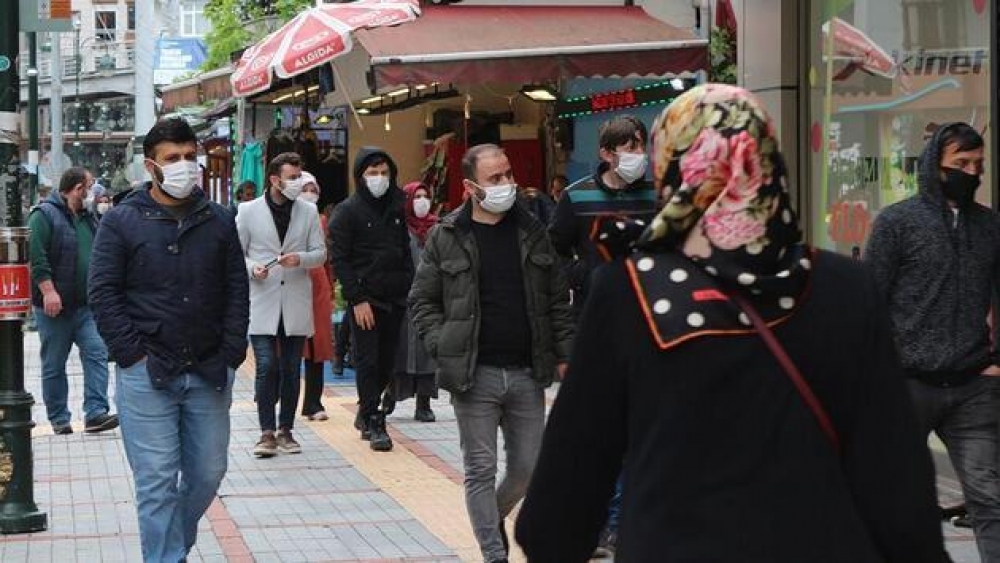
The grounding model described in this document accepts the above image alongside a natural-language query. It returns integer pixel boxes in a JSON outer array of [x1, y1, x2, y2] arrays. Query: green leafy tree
[[203, 0, 254, 71], [202, 0, 312, 71], [709, 28, 738, 84]]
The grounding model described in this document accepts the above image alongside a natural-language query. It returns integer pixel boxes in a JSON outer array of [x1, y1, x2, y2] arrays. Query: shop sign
[[556, 80, 689, 120], [895, 48, 988, 77], [0, 264, 30, 318]]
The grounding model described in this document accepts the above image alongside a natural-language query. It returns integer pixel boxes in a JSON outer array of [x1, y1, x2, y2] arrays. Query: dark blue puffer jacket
[[88, 185, 250, 390]]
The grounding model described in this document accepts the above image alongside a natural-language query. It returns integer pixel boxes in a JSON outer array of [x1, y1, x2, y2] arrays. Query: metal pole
[[50, 32, 64, 181], [27, 32, 38, 207], [0, 0, 48, 534]]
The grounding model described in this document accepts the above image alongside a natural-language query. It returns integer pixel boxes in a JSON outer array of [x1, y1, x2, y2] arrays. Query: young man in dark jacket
[[328, 146, 413, 452], [409, 144, 574, 563], [88, 118, 249, 562], [28, 166, 118, 435], [866, 122, 1000, 561], [548, 115, 659, 317]]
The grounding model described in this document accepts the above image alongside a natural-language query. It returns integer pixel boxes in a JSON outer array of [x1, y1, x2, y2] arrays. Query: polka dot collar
[[626, 246, 814, 351]]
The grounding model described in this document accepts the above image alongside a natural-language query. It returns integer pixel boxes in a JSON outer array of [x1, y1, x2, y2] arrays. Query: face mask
[[83, 194, 95, 208], [366, 175, 391, 198], [281, 177, 303, 200], [151, 160, 200, 199], [940, 167, 981, 208], [475, 182, 517, 214], [299, 192, 319, 205], [97, 202, 111, 214], [615, 151, 648, 184], [413, 197, 432, 218]]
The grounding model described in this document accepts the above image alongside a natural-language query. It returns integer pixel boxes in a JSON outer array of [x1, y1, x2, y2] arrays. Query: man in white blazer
[[237, 152, 326, 458]]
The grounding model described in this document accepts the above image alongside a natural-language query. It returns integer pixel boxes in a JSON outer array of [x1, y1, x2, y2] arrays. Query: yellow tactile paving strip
[[237, 356, 524, 562], [308, 394, 527, 563]]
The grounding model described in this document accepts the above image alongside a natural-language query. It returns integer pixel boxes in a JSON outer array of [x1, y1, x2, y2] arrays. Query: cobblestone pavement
[[0, 331, 982, 562]]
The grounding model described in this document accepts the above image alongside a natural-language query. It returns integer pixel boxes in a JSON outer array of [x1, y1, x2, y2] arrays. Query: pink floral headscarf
[[628, 84, 812, 350]]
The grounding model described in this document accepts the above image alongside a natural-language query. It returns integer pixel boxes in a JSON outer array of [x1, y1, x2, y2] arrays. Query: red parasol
[[231, 0, 421, 98]]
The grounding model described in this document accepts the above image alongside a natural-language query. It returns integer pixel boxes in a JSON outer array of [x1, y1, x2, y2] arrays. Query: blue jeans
[[453, 365, 545, 561], [116, 359, 233, 563], [34, 305, 110, 425], [250, 330, 305, 431], [606, 477, 623, 534], [908, 376, 1000, 561]]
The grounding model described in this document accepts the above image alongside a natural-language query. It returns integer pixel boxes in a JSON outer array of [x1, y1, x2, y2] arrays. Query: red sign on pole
[[0, 264, 31, 318]]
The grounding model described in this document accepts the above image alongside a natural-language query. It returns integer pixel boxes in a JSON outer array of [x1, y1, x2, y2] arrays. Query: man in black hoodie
[[866, 122, 1000, 561], [328, 147, 413, 452]]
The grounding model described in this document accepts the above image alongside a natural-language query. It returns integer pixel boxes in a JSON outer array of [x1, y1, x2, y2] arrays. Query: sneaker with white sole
[[276, 430, 302, 454], [253, 432, 278, 458]]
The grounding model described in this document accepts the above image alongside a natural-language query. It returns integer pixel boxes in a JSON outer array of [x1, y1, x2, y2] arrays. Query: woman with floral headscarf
[[515, 84, 948, 562]]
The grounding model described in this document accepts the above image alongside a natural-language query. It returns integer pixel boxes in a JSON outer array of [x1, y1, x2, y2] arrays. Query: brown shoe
[[276, 429, 302, 454], [253, 431, 278, 458]]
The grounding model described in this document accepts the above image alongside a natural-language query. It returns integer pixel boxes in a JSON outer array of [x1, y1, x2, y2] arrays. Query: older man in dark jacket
[[89, 118, 249, 563], [328, 146, 413, 452], [409, 144, 574, 563]]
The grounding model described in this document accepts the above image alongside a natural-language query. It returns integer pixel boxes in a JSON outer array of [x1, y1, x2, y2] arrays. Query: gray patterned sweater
[[865, 126, 1000, 378]]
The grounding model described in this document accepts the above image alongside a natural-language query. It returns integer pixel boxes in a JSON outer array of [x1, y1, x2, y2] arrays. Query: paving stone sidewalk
[[0, 330, 984, 562]]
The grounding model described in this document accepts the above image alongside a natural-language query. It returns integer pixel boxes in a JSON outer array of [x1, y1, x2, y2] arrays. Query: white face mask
[[97, 202, 111, 214], [299, 192, 319, 205], [475, 182, 518, 214], [151, 160, 200, 199], [615, 151, 648, 184], [83, 194, 95, 208], [281, 177, 303, 200], [366, 175, 391, 198], [413, 196, 432, 218]]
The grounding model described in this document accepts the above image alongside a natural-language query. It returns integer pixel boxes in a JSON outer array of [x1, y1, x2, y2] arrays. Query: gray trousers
[[452, 365, 545, 562], [908, 376, 1000, 562]]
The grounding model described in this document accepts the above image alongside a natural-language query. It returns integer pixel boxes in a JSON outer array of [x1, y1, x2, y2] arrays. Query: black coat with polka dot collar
[[516, 249, 947, 563]]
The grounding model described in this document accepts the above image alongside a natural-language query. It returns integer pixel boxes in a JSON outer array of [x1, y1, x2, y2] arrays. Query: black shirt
[[472, 213, 533, 368], [265, 189, 293, 244]]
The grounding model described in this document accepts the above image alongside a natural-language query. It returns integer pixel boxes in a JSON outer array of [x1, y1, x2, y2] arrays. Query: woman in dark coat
[[515, 84, 949, 562], [384, 181, 439, 422]]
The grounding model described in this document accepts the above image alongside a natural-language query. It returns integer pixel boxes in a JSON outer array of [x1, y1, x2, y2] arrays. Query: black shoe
[[368, 414, 393, 452], [592, 528, 617, 558], [84, 413, 119, 433], [941, 503, 967, 521], [332, 357, 344, 376], [952, 514, 974, 528], [381, 390, 396, 416], [356, 412, 371, 440], [415, 395, 436, 422], [52, 423, 73, 435]]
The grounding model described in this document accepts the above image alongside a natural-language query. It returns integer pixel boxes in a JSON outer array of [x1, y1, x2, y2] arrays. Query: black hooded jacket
[[327, 147, 413, 308], [865, 123, 1000, 381]]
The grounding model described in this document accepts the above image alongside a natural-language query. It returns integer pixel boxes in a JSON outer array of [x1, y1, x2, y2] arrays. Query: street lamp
[[70, 12, 117, 169], [72, 13, 82, 165]]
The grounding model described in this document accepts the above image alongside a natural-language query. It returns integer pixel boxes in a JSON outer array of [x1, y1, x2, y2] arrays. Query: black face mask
[[940, 167, 981, 208]]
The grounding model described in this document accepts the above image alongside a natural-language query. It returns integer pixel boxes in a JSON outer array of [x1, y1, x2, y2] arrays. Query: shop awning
[[355, 6, 707, 89]]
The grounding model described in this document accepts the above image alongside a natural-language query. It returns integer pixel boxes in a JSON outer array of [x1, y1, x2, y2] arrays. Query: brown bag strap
[[728, 290, 841, 454]]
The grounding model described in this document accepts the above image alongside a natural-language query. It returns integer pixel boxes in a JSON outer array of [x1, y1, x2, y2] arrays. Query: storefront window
[[808, 0, 991, 253]]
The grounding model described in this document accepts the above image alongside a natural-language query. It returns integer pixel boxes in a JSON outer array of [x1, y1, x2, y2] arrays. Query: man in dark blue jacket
[[88, 118, 249, 563]]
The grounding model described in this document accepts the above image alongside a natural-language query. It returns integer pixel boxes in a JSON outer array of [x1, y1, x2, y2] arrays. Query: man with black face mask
[[866, 122, 1000, 562]]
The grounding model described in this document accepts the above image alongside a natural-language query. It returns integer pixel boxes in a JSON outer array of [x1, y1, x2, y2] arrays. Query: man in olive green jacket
[[408, 144, 573, 563]]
